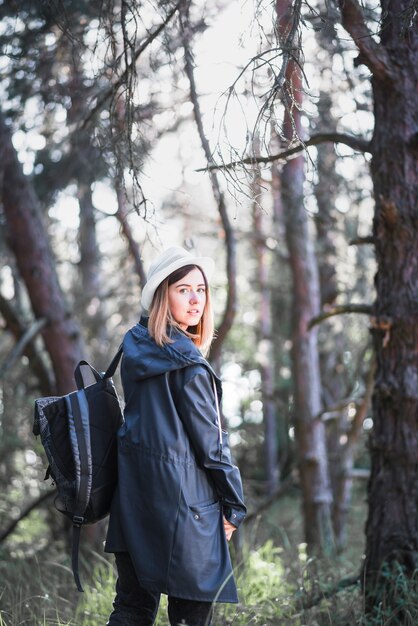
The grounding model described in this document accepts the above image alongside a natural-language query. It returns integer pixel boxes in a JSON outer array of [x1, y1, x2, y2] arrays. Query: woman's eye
[[197, 288, 206, 293]]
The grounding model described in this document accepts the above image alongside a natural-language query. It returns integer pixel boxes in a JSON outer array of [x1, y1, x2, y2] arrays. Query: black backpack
[[33, 347, 123, 591]]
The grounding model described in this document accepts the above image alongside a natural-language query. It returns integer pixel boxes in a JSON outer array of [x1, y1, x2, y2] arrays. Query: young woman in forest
[[105, 246, 246, 626]]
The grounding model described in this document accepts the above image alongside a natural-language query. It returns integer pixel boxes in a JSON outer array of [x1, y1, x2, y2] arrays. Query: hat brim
[[141, 256, 215, 310]]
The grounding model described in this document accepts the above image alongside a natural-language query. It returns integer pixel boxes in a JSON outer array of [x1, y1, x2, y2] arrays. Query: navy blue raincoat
[[105, 318, 246, 603]]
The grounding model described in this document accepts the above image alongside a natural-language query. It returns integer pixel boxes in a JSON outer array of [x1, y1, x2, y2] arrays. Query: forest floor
[[0, 482, 368, 626]]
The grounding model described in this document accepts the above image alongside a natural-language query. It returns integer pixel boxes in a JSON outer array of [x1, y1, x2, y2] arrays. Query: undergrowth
[[0, 484, 372, 625], [0, 540, 364, 626]]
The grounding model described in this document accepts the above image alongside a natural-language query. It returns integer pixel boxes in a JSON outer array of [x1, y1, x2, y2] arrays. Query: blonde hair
[[148, 264, 214, 356]]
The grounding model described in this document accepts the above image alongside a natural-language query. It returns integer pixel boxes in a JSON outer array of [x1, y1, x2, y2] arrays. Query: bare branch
[[0, 317, 47, 379], [318, 396, 368, 420], [81, 1, 183, 130], [337, 0, 394, 81], [250, 0, 305, 138], [349, 235, 375, 245], [346, 360, 375, 450], [0, 491, 55, 543], [308, 303, 372, 329], [196, 132, 371, 172], [349, 468, 370, 479], [0, 293, 53, 395]]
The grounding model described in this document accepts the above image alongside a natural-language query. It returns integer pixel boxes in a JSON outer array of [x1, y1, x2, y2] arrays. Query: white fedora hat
[[141, 246, 215, 310]]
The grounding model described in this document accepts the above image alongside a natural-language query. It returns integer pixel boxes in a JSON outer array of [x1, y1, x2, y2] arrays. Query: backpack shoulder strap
[[74, 345, 123, 390], [103, 345, 123, 379], [74, 362, 101, 390], [65, 390, 92, 592]]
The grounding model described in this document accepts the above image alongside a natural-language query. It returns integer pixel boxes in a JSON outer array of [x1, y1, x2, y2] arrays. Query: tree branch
[[308, 304, 372, 329], [0, 491, 55, 543], [196, 132, 371, 172], [0, 317, 47, 379], [0, 293, 53, 395], [81, 0, 183, 130], [349, 235, 374, 245], [337, 0, 394, 81], [349, 468, 370, 479], [346, 360, 375, 451]]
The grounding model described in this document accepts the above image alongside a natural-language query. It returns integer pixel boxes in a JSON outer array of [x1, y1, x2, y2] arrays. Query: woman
[[105, 246, 246, 626]]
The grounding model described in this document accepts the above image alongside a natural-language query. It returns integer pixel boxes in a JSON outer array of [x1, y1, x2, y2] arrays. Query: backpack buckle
[[73, 515, 84, 526]]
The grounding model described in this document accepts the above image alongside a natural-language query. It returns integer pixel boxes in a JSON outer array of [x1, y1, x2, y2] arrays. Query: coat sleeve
[[173, 366, 247, 528]]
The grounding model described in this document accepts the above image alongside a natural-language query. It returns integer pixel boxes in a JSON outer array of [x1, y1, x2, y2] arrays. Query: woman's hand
[[223, 517, 237, 541]]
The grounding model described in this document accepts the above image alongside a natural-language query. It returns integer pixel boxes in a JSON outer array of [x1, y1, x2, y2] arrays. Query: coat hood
[[122, 317, 220, 390]]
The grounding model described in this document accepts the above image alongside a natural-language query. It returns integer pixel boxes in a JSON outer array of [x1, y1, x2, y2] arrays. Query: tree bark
[[276, 0, 334, 554], [0, 112, 83, 394], [338, 0, 418, 613]]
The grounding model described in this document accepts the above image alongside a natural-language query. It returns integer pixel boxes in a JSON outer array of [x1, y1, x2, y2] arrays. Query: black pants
[[107, 552, 214, 626]]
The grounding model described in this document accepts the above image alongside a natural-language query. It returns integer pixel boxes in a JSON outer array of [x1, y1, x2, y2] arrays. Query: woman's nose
[[189, 291, 198, 303]]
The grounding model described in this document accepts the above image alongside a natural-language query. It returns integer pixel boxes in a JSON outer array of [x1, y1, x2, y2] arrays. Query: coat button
[[194, 514, 199, 520], [232, 513, 237, 518]]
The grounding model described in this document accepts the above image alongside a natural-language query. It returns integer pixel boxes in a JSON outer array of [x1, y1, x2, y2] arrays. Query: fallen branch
[[195, 132, 371, 172], [308, 304, 372, 329], [0, 491, 55, 543]]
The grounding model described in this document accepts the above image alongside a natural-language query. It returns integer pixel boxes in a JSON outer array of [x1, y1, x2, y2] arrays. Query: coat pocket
[[189, 500, 221, 519]]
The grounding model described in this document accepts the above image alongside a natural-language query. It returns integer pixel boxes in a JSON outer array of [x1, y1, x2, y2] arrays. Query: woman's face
[[168, 267, 207, 330]]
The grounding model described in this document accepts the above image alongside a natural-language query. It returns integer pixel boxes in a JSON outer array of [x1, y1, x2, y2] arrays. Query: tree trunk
[[0, 112, 83, 394], [276, 0, 334, 554], [366, 14, 418, 612], [312, 22, 354, 548], [78, 184, 101, 299], [338, 0, 418, 613], [314, 101, 349, 550], [115, 179, 147, 289], [270, 139, 294, 478], [180, 10, 237, 368], [251, 156, 280, 495]]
